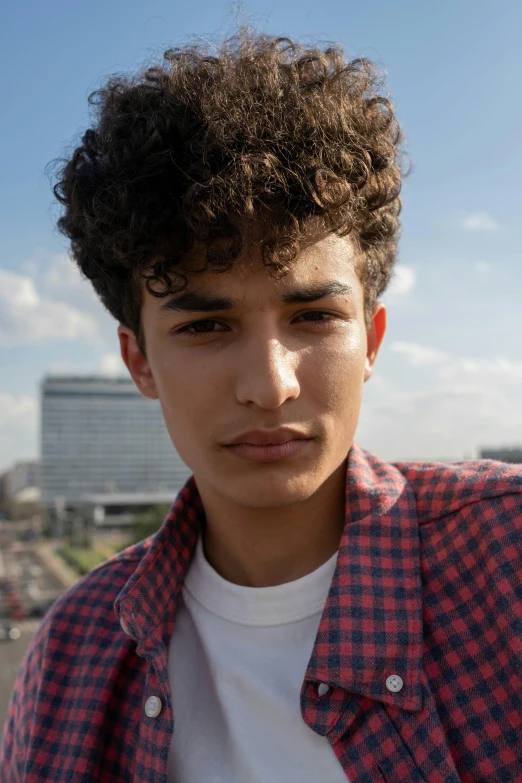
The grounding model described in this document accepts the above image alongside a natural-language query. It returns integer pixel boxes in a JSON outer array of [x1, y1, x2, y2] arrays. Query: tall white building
[[40, 375, 191, 507]]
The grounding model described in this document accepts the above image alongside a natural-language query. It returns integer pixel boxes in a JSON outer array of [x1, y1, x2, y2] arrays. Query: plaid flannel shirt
[[2, 443, 522, 783]]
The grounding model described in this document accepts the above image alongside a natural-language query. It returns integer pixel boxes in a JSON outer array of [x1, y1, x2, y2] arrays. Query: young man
[[2, 31, 522, 783]]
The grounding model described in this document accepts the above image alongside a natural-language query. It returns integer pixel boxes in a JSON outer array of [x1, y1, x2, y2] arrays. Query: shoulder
[[13, 536, 151, 698], [17, 536, 151, 676], [47, 536, 149, 613], [394, 459, 522, 605], [398, 460, 522, 664], [392, 457, 522, 525], [0, 539, 150, 775], [29, 537, 155, 654]]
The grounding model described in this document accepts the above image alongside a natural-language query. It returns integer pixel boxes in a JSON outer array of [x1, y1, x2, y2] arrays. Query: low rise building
[[479, 447, 522, 464]]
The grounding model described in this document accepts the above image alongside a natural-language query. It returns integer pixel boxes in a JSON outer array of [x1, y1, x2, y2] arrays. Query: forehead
[[145, 232, 362, 310]]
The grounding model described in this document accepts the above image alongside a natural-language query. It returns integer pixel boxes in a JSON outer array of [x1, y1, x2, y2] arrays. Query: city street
[[0, 620, 40, 734], [0, 541, 73, 736]]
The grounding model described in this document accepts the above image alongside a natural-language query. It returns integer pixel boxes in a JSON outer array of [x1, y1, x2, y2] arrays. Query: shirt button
[[145, 695, 162, 718], [386, 674, 404, 693], [120, 617, 130, 635], [317, 683, 330, 697]]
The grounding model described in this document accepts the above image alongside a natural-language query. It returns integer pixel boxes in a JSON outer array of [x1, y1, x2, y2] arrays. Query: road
[[0, 541, 74, 740], [0, 620, 41, 738]]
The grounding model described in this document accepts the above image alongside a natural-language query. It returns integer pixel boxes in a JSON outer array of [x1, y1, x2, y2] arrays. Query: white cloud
[[359, 344, 522, 460], [391, 342, 522, 383], [44, 354, 128, 378], [0, 394, 39, 473], [473, 261, 491, 277], [47, 362, 84, 374], [0, 267, 100, 345], [100, 353, 127, 378], [391, 341, 448, 366], [462, 212, 499, 231], [44, 253, 94, 296], [440, 355, 522, 384], [385, 264, 416, 297], [0, 393, 38, 429]]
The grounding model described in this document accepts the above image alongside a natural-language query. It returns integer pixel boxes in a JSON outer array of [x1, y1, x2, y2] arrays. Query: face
[[119, 232, 386, 510]]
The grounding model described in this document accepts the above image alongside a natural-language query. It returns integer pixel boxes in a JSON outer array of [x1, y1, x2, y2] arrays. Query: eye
[[174, 310, 341, 338], [294, 310, 339, 324], [175, 319, 227, 337]]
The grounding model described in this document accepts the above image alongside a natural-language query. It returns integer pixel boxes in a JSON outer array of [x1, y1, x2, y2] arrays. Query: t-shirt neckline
[[183, 535, 338, 627]]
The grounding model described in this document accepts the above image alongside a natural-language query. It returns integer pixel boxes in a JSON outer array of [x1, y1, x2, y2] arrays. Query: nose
[[235, 333, 300, 409]]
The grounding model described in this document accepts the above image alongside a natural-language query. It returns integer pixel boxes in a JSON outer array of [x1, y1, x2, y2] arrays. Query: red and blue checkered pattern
[[1, 443, 522, 782]]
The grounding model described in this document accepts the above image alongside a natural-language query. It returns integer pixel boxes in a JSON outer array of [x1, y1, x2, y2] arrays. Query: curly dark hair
[[53, 30, 406, 354]]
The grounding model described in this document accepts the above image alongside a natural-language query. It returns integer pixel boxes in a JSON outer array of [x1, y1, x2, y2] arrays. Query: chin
[[213, 468, 323, 509]]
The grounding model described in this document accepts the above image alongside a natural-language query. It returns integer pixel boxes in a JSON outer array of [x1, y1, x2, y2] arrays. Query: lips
[[224, 428, 310, 446]]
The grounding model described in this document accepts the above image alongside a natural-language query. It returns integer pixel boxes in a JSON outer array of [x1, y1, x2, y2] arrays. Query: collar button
[[145, 695, 162, 718], [317, 683, 330, 697]]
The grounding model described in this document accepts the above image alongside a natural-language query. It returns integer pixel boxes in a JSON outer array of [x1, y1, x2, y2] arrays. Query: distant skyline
[[2, 0, 522, 472]]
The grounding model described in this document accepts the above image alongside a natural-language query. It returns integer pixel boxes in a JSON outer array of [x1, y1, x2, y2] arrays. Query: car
[[0, 623, 21, 641], [28, 603, 52, 618]]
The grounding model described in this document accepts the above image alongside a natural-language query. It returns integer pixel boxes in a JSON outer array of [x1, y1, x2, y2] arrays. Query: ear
[[364, 303, 386, 383], [117, 325, 159, 400]]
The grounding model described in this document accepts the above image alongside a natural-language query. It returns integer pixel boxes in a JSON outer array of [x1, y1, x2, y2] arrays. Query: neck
[[196, 461, 347, 587]]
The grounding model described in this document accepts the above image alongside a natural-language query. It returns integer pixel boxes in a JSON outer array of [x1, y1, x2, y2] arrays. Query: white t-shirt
[[167, 536, 348, 782]]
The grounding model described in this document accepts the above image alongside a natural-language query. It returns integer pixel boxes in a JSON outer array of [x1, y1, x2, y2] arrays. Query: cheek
[[153, 373, 212, 470], [303, 334, 367, 404], [153, 354, 222, 434]]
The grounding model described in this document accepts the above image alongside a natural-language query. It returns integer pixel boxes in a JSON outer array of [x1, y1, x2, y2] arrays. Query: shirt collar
[[304, 443, 423, 713], [114, 442, 423, 710]]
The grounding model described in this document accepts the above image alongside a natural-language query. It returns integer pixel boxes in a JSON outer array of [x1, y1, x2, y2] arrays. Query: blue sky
[[1, 0, 521, 471]]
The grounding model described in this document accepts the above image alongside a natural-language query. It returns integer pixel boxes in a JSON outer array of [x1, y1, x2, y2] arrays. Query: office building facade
[[41, 376, 191, 507]]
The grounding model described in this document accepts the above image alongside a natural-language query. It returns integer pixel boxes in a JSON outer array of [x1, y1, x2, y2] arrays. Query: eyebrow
[[159, 281, 354, 313]]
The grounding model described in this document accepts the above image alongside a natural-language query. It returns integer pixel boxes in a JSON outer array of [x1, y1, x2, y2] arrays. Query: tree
[[127, 504, 171, 546]]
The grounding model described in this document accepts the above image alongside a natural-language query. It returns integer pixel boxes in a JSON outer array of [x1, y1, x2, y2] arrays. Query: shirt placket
[[134, 635, 174, 783]]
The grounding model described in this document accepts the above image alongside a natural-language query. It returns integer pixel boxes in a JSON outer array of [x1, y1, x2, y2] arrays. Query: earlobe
[[364, 349, 377, 382], [364, 303, 386, 383], [117, 325, 159, 400]]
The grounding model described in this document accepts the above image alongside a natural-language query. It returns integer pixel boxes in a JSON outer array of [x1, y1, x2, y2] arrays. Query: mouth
[[222, 430, 313, 463], [223, 427, 311, 447]]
